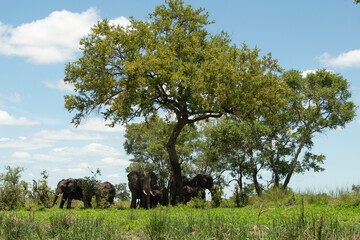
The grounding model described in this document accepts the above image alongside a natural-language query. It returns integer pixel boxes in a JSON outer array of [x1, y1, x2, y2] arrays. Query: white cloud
[[99, 157, 130, 167], [67, 168, 87, 174], [0, 136, 53, 151], [8, 152, 33, 163], [109, 16, 131, 27], [0, 92, 21, 104], [75, 118, 126, 133], [33, 129, 106, 141], [0, 110, 40, 126], [43, 79, 74, 92], [319, 50, 360, 68], [301, 69, 335, 78], [0, 8, 130, 64]]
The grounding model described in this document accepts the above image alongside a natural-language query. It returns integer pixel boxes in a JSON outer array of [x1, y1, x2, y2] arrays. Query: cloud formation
[[0, 92, 21, 104], [0, 110, 40, 126], [75, 118, 126, 133], [43, 79, 74, 92], [0, 8, 130, 64], [319, 49, 360, 68]]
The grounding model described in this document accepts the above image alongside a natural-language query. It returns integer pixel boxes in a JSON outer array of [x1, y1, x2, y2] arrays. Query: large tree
[[64, 0, 287, 203]]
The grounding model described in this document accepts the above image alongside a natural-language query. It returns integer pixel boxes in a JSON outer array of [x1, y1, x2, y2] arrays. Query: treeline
[[0, 166, 130, 210], [124, 70, 356, 198]]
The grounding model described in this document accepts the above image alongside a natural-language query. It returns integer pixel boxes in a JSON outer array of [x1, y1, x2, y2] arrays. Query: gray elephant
[[52, 178, 91, 209], [94, 181, 115, 208], [191, 174, 214, 192], [170, 174, 214, 205], [151, 187, 169, 207], [127, 170, 157, 209], [182, 186, 205, 204]]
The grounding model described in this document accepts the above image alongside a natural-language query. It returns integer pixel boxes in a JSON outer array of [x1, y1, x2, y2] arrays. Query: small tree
[[0, 166, 28, 210], [32, 170, 53, 208], [114, 183, 130, 201]]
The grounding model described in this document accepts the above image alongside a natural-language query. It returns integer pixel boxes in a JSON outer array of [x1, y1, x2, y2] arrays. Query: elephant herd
[[127, 170, 214, 209], [52, 178, 115, 209], [52, 171, 214, 210]]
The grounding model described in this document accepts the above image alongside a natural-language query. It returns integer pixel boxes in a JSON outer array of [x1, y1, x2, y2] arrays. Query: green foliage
[[199, 69, 356, 195], [114, 183, 130, 201], [64, 0, 288, 202], [124, 116, 200, 186], [79, 168, 101, 208], [0, 166, 28, 210], [187, 194, 206, 209], [211, 187, 223, 207], [1, 192, 360, 239], [31, 170, 53, 209]]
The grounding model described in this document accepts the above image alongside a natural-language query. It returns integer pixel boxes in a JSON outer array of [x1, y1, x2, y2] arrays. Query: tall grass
[[1, 188, 360, 239]]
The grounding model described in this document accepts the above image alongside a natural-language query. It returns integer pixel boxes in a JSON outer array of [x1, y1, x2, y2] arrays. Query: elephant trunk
[[52, 193, 60, 207], [52, 187, 62, 207]]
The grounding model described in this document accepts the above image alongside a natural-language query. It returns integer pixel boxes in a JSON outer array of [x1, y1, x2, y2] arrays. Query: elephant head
[[193, 174, 214, 191], [127, 170, 157, 209], [94, 181, 115, 208]]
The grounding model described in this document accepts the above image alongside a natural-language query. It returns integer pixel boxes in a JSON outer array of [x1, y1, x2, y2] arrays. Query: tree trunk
[[249, 150, 262, 197], [269, 153, 280, 187], [167, 117, 187, 205], [282, 139, 306, 190]]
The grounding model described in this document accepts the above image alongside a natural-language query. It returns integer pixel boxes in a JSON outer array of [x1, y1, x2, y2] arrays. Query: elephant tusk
[[143, 189, 148, 196], [150, 190, 155, 197]]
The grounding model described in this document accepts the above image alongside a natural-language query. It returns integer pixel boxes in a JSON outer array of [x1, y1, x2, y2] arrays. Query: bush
[[0, 166, 29, 210], [79, 168, 101, 208], [31, 170, 53, 208]]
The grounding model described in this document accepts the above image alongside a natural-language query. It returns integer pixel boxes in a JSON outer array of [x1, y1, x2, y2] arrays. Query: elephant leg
[[59, 194, 67, 209], [67, 197, 73, 209], [130, 193, 137, 209]]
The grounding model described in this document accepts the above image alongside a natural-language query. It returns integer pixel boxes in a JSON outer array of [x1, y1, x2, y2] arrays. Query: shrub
[[79, 168, 101, 208], [31, 170, 53, 208], [0, 166, 29, 210]]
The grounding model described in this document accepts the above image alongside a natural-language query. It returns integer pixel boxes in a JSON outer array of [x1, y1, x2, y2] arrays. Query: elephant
[[52, 178, 92, 209], [182, 186, 205, 204], [127, 170, 157, 209], [170, 174, 214, 205], [94, 181, 115, 208], [151, 187, 169, 207], [192, 174, 214, 192]]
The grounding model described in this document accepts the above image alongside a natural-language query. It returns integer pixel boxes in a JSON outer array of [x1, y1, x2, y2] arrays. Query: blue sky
[[0, 0, 359, 193]]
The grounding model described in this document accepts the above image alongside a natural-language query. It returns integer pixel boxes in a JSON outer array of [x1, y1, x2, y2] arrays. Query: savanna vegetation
[[1, 165, 360, 239], [64, 0, 356, 203], [1, 0, 357, 239]]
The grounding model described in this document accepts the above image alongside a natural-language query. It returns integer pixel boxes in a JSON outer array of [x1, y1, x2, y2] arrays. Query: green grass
[[1, 194, 360, 239]]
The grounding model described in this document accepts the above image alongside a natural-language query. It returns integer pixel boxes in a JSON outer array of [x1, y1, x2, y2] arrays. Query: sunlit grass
[[2, 190, 360, 239]]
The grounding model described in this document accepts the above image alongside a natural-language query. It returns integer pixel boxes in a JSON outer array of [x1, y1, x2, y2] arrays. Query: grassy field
[[1, 192, 360, 240]]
